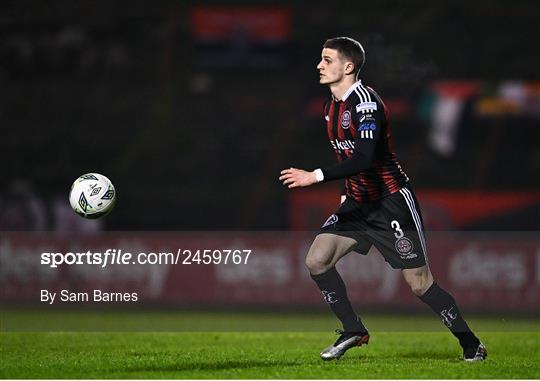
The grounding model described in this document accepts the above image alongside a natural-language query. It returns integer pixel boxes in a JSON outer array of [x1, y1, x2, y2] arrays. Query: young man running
[[279, 37, 486, 362]]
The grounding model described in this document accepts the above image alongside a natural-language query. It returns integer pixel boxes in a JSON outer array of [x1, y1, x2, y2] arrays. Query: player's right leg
[[306, 233, 370, 360]]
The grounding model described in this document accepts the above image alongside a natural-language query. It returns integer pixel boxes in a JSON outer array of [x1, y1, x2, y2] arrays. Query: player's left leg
[[374, 186, 486, 361], [402, 265, 487, 361]]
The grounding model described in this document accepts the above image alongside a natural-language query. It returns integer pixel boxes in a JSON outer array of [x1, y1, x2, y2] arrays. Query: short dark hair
[[323, 37, 365, 76]]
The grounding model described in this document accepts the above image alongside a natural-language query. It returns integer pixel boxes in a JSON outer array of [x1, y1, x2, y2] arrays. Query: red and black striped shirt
[[321, 80, 409, 203]]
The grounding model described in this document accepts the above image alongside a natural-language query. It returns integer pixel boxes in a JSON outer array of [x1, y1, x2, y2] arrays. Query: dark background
[[1, 0, 539, 230]]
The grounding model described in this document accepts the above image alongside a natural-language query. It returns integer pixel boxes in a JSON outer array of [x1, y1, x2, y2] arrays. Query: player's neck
[[329, 77, 356, 101]]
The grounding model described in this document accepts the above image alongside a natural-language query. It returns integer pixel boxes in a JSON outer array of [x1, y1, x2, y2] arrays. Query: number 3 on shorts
[[391, 220, 404, 239]]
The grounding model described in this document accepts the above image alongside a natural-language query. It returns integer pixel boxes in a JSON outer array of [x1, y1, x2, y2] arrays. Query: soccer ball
[[69, 173, 116, 219]]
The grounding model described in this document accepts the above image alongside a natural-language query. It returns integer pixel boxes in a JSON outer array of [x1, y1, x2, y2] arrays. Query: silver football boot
[[463, 343, 487, 362], [320, 329, 370, 361]]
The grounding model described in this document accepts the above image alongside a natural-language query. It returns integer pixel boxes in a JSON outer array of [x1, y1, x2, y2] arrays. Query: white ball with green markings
[[69, 173, 116, 219]]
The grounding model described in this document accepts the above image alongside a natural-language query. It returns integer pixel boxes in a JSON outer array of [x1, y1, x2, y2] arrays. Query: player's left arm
[[280, 106, 382, 188]]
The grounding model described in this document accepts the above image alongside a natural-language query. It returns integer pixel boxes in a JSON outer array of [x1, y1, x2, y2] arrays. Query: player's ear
[[344, 61, 355, 75]]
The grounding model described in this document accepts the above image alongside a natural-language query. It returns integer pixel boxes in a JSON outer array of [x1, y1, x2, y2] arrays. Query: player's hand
[[279, 167, 317, 188]]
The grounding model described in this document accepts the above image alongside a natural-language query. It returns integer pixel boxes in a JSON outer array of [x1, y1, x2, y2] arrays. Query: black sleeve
[[321, 108, 382, 182]]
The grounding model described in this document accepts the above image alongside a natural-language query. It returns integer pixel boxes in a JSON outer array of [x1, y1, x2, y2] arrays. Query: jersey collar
[[332, 80, 362, 102]]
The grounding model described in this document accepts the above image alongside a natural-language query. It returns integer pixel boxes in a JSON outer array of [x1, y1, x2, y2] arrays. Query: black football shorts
[[319, 185, 428, 269]]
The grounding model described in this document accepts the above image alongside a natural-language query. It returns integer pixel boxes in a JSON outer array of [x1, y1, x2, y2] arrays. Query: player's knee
[[403, 267, 433, 296], [409, 282, 426, 296], [305, 251, 332, 275], [407, 276, 431, 296]]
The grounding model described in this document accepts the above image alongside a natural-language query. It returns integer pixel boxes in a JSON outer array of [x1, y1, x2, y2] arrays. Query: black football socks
[[311, 267, 368, 333], [419, 282, 480, 348]]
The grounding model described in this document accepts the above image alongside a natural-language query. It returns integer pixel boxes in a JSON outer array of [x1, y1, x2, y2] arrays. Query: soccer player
[[279, 37, 486, 362]]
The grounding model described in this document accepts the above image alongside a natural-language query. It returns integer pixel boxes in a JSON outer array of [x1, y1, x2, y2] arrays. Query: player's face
[[317, 48, 349, 85]]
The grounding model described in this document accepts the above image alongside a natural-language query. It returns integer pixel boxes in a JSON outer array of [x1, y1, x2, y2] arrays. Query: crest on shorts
[[322, 214, 338, 228], [395, 237, 413, 255], [341, 111, 351, 129]]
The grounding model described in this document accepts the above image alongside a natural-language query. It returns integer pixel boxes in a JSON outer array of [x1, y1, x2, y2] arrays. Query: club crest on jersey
[[358, 122, 376, 139], [341, 111, 351, 129], [322, 214, 338, 228]]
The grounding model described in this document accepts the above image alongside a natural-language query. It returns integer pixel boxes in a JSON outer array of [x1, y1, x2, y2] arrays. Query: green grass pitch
[[1, 310, 539, 379]]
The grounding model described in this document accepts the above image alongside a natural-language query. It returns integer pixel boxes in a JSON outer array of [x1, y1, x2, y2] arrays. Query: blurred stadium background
[[1, 1, 539, 316]]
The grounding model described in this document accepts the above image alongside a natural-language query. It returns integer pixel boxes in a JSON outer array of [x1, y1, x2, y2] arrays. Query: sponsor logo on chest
[[330, 139, 355, 151]]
